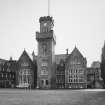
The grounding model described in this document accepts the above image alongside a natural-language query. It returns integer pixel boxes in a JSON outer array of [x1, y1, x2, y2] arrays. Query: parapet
[[39, 16, 53, 23]]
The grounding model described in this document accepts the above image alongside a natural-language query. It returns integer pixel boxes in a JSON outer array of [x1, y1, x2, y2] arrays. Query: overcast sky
[[0, 0, 105, 66]]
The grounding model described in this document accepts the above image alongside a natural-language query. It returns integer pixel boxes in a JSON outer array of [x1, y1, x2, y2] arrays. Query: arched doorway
[[41, 79, 49, 88]]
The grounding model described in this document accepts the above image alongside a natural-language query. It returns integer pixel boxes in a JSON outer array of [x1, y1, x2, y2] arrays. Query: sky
[[0, 0, 105, 66]]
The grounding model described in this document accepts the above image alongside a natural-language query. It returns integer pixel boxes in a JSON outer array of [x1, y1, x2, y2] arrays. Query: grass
[[0, 89, 104, 105]]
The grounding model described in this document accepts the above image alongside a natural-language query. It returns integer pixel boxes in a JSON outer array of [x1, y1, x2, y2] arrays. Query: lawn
[[0, 89, 105, 105]]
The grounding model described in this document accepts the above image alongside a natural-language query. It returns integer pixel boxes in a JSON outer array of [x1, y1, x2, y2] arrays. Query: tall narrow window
[[46, 80, 48, 85], [41, 80, 44, 85]]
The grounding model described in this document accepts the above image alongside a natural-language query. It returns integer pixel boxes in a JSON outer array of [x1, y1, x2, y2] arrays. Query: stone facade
[[87, 62, 103, 88], [101, 42, 105, 86], [36, 16, 56, 89], [56, 59, 65, 88], [65, 47, 87, 89], [16, 50, 35, 89], [0, 16, 103, 89], [0, 58, 16, 88]]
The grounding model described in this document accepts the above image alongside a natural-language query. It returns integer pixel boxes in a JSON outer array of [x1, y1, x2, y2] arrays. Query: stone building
[[65, 47, 87, 88], [56, 59, 65, 88], [55, 54, 67, 65], [0, 59, 6, 64], [16, 50, 36, 89], [0, 58, 17, 88], [91, 61, 101, 68], [101, 41, 105, 86], [87, 61, 103, 88], [36, 16, 56, 89], [0, 16, 103, 89]]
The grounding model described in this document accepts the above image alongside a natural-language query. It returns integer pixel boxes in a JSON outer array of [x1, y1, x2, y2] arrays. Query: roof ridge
[[18, 50, 32, 63]]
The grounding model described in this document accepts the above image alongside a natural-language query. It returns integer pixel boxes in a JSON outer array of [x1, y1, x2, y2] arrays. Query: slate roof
[[18, 49, 33, 64], [55, 54, 67, 64], [18, 47, 86, 65], [65, 47, 86, 63], [0, 59, 7, 64]]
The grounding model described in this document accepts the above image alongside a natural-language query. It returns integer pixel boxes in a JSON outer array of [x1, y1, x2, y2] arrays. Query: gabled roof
[[65, 46, 86, 63], [70, 46, 84, 58], [18, 49, 33, 64]]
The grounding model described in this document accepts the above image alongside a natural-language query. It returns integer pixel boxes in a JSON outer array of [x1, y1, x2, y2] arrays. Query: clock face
[[44, 23, 47, 26]]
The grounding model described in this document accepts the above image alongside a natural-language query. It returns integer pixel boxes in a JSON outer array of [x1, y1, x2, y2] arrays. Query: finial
[[32, 51, 36, 61]]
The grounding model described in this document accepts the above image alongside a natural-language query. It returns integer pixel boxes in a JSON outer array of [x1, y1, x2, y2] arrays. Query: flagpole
[[48, 0, 50, 16]]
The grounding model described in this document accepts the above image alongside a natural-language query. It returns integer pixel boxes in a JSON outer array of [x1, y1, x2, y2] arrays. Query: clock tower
[[36, 16, 56, 89]]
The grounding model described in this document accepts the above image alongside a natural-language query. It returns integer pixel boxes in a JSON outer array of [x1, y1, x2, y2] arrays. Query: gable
[[70, 47, 84, 59], [18, 50, 33, 66], [65, 47, 86, 67]]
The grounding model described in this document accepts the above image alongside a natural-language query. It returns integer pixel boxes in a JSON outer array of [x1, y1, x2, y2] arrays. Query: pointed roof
[[31, 51, 37, 62], [65, 46, 86, 63], [18, 49, 33, 64], [70, 46, 84, 58]]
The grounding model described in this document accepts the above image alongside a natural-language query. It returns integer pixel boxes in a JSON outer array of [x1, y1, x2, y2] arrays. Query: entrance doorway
[[41, 79, 49, 88]]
